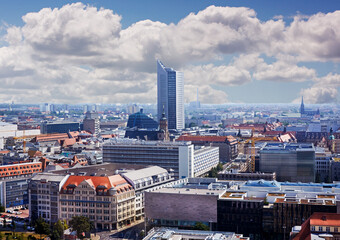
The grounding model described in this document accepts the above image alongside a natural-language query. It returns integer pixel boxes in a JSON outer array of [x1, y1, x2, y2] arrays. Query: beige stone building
[[59, 175, 135, 230]]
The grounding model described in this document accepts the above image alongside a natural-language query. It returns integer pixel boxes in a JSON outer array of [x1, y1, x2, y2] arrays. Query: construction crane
[[238, 136, 278, 172]]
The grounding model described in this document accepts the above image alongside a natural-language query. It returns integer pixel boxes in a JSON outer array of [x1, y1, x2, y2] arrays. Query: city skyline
[[0, 0, 339, 104]]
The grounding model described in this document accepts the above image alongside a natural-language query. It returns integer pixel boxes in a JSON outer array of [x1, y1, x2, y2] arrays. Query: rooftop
[[310, 213, 340, 227]]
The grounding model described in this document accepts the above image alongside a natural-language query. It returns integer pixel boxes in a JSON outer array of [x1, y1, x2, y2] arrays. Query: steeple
[[300, 96, 305, 115]]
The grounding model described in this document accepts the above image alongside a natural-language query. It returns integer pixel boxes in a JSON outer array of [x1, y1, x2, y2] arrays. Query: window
[[318, 226, 323, 231], [326, 227, 330, 232], [334, 227, 338, 233]]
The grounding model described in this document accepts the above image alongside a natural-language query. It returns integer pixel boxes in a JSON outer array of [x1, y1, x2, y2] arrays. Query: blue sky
[[0, 0, 339, 104]]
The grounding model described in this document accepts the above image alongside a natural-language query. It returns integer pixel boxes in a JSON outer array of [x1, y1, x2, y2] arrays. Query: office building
[[103, 139, 219, 179], [59, 175, 135, 230], [83, 111, 100, 136], [29, 173, 69, 224], [157, 60, 184, 130], [40, 122, 82, 134], [259, 143, 315, 182], [177, 135, 238, 162]]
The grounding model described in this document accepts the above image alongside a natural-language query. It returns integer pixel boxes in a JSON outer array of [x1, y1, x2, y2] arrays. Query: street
[[96, 221, 145, 240]]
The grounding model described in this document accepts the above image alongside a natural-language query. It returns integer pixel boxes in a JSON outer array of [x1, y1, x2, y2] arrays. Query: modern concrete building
[[103, 139, 219, 179], [59, 175, 135, 230], [259, 143, 315, 182], [83, 111, 100, 136], [121, 166, 174, 220], [40, 122, 82, 134], [157, 60, 184, 130], [145, 187, 224, 229], [177, 135, 238, 162], [29, 173, 69, 224]]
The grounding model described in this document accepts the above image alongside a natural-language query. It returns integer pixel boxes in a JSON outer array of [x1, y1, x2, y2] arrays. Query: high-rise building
[[83, 111, 100, 136], [157, 60, 184, 130]]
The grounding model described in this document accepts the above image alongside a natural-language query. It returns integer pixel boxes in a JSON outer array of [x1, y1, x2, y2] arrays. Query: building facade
[[103, 139, 219, 179], [121, 166, 174, 220], [83, 111, 100, 136], [259, 143, 315, 182], [157, 60, 184, 130], [29, 173, 69, 224], [59, 175, 135, 230]]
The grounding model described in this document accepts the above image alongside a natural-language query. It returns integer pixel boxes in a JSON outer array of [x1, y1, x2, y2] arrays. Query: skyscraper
[[157, 60, 184, 130]]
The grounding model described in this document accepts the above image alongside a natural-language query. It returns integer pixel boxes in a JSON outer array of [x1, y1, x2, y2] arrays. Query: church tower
[[300, 96, 305, 115], [158, 109, 170, 141]]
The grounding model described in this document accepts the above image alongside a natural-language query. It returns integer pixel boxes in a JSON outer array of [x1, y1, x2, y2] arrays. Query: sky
[[0, 0, 339, 104]]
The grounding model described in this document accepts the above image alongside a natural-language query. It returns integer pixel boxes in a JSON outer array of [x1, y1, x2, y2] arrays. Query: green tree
[[51, 220, 66, 240], [193, 222, 209, 231], [216, 162, 223, 172], [35, 217, 51, 240], [0, 232, 3, 240], [69, 216, 92, 239]]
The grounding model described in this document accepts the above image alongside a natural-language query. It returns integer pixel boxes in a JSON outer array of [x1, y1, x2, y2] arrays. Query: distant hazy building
[[83, 111, 100, 136], [157, 60, 184, 130], [40, 122, 82, 134], [259, 143, 315, 182]]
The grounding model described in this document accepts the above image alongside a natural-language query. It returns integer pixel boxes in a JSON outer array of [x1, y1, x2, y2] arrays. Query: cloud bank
[[0, 3, 339, 103]]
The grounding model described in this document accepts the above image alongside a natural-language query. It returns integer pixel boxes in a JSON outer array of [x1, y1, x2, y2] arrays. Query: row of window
[[311, 226, 338, 233], [0, 168, 41, 175], [0, 165, 41, 171]]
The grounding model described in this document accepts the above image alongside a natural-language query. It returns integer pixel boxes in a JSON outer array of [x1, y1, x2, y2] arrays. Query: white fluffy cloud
[[0, 3, 339, 103]]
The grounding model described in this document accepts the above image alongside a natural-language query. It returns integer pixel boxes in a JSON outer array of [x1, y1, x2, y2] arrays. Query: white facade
[[157, 60, 184, 130], [179, 145, 194, 179], [194, 146, 220, 177]]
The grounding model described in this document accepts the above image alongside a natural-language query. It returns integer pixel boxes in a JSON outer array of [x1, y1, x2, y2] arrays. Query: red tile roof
[[61, 175, 132, 194], [310, 213, 340, 227]]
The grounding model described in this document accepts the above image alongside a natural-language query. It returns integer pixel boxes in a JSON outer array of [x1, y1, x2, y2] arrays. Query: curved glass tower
[[157, 60, 184, 130]]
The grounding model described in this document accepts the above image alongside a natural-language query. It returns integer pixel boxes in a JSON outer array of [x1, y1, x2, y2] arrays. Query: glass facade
[[157, 60, 184, 130]]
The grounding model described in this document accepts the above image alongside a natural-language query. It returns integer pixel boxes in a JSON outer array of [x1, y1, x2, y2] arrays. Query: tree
[[0, 232, 3, 240], [193, 222, 209, 231], [3, 219, 6, 228], [69, 216, 92, 239], [51, 220, 66, 240], [35, 217, 51, 240]]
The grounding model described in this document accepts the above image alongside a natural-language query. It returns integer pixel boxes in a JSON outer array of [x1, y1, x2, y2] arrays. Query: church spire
[[300, 96, 305, 114]]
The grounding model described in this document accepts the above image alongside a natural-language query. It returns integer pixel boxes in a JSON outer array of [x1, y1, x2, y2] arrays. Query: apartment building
[[59, 175, 135, 230]]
